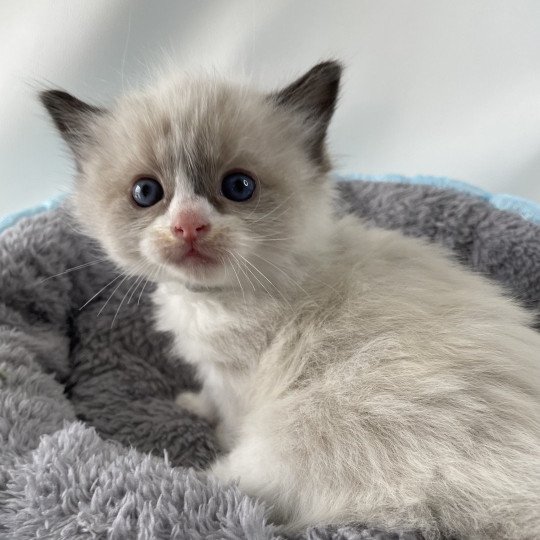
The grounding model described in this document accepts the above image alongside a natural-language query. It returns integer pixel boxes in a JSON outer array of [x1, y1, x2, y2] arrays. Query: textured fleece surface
[[0, 179, 539, 539], [341, 173, 540, 224]]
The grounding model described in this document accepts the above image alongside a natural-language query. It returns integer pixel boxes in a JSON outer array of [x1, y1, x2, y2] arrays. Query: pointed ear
[[271, 60, 342, 166], [40, 90, 104, 161]]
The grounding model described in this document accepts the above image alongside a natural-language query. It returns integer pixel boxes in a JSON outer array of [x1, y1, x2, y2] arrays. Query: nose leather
[[171, 211, 210, 241]]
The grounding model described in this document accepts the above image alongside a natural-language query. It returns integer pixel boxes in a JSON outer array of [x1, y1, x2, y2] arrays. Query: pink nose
[[171, 211, 210, 242]]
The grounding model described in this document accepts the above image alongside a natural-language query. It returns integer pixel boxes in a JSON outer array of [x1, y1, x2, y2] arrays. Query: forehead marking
[[177, 119, 226, 210]]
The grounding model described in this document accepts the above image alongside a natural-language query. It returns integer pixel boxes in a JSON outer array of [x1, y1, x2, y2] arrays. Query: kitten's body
[[157, 215, 540, 538], [41, 62, 540, 539]]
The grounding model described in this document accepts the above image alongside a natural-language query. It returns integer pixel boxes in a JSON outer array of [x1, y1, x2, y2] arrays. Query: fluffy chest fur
[[153, 282, 281, 439], [153, 283, 280, 367]]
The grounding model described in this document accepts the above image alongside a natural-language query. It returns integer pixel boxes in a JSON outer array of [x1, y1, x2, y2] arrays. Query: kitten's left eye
[[221, 172, 256, 202], [132, 177, 164, 207]]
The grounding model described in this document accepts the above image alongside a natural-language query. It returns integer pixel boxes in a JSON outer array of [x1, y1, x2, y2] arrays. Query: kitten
[[41, 61, 540, 539]]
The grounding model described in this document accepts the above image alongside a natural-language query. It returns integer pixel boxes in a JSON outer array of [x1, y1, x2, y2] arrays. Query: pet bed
[[0, 177, 539, 539]]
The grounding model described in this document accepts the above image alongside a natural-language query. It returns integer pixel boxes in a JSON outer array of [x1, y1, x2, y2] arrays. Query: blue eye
[[132, 177, 164, 207], [221, 172, 256, 202]]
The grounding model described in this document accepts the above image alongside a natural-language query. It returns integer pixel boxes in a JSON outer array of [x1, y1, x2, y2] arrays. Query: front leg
[[175, 387, 218, 422], [209, 435, 297, 528]]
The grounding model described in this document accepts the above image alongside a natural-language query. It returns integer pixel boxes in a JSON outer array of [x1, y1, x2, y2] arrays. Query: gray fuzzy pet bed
[[0, 179, 539, 539]]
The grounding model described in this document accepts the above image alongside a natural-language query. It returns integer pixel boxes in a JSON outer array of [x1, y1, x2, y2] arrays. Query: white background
[[1, 0, 540, 218]]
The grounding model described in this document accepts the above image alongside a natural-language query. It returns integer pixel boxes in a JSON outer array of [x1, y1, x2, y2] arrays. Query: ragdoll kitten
[[41, 61, 540, 539]]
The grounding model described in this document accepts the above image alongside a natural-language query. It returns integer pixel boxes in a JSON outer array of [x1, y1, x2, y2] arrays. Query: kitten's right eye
[[132, 177, 164, 207]]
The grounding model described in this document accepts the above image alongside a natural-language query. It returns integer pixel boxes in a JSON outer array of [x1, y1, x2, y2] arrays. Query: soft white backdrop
[[1, 0, 540, 218]]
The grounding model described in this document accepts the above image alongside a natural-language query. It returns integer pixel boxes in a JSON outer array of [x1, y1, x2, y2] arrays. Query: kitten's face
[[41, 62, 341, 292]]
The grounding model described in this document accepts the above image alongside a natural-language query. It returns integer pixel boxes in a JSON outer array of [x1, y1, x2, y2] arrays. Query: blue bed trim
[[0, 195, 66, 234], [1, 176, 539, 235]]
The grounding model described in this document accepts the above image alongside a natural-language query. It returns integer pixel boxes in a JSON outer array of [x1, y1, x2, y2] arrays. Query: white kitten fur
[[41, 62, 540, 539], [156, 214, 540, 538]]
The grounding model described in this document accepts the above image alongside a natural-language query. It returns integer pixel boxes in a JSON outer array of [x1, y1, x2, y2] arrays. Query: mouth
[[182, 247, 217, 265], [161, 244, 219, 269]]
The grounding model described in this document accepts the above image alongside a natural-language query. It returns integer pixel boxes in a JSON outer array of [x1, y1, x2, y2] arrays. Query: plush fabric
[[342, 173, 540, 224], [0, 179, 539, 539]]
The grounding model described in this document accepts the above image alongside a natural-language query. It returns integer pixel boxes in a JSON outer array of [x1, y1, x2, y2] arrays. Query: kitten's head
[[41, 61, 342, 293]]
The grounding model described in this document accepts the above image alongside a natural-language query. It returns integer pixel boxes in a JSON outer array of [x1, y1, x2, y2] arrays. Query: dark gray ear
[[40, 90, 104, 160], [271, 60, 342, 166]]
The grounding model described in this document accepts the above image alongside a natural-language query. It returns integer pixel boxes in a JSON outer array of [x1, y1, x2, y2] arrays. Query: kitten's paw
[[175, 390, 216, 421], [209, 456, 239, 486]]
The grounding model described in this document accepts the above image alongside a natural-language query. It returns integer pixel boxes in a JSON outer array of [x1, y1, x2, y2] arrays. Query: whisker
[[235, 253, 283, 302], [224, 250, 246, 305], [137, 276, 151, 305], [250, 205, 291, 225], [255, 236, 296, 243], [233, 239, 342, 297], [97, 272, 135, 317], [39, 258, 108, 283], [111, 271, 145, 328], [138, 268, 156, 305], [127, 272, 147, 305], [229, 251, 256, 292], [137, 261, 164, 305], [220, 254, 229, 284], [109, 260, 152, 327], [79, 272, 123, 311], [253, 244, 343, 296], [247, 193, 294, 224], [250, 252, 311, 299], [241, 263, 271, 296]]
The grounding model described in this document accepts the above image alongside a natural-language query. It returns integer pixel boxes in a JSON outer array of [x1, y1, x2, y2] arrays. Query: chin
[[160, 257, 230, 289]]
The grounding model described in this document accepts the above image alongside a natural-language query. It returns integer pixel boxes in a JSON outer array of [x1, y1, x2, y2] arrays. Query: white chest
[[152, 283, 283, 388], [153, 284, 273, 443], [153, 285, 236, 365]]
